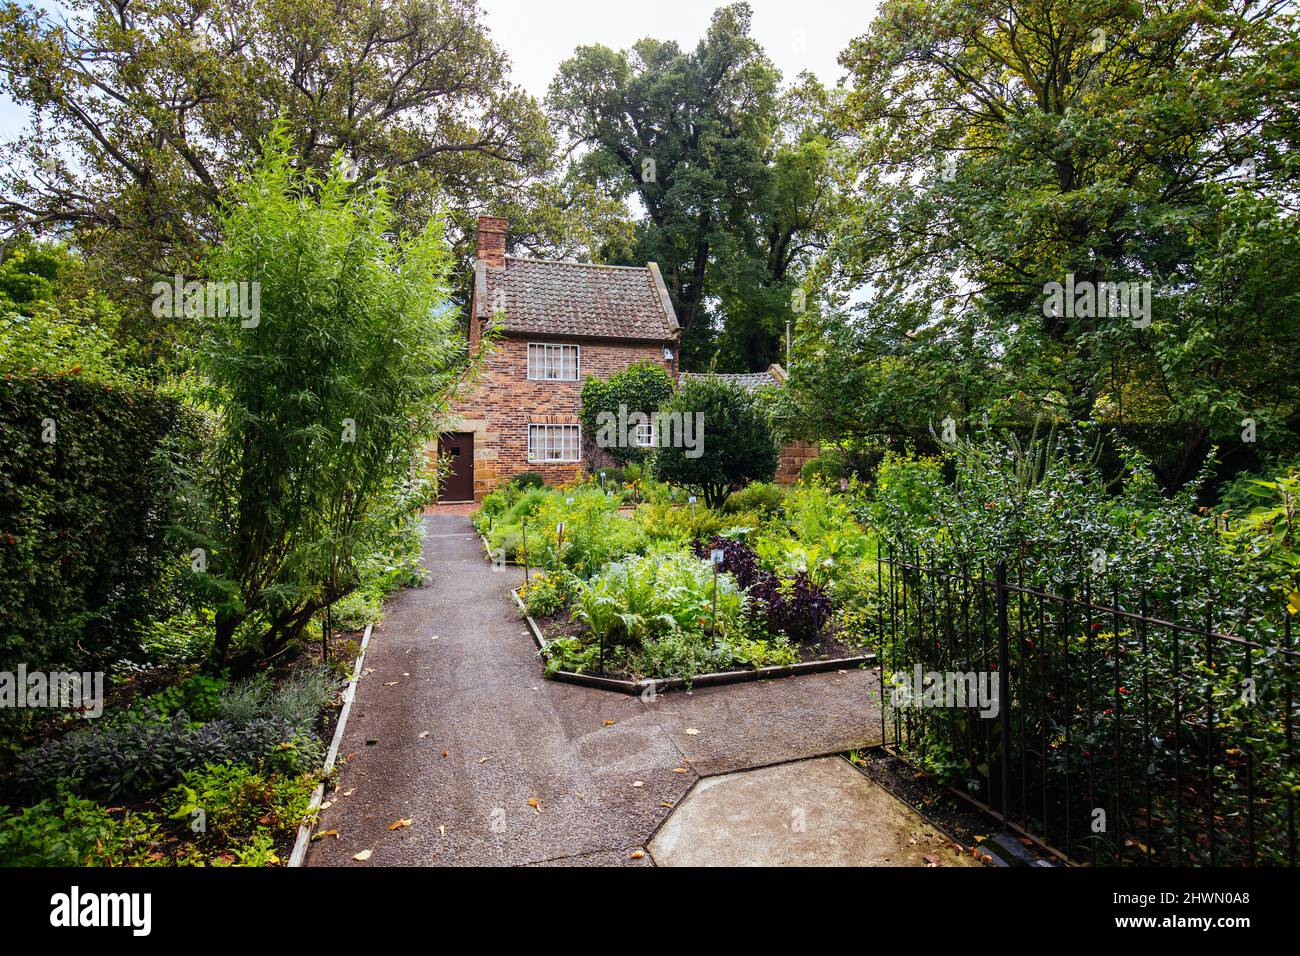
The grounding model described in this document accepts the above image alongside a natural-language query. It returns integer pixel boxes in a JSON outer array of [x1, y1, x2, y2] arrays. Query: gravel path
[[307, 514, 883, 867]]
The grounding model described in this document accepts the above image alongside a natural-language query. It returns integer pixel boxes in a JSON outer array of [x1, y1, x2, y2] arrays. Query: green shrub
[[167, 761, 316, 848], [724, 480, 785, 516], [580, 360, 676, 466], [17, 716, 323, 801], [510, 471, 545, 491], [0, 376, 201, 676], [0, 794, 158, 866], [211, 666, 335, 726], [520, 569, 577, 618], [528, 487, 646, 577], [191, 129, 462, 665], [653, 375, 777, 508], [108, 672, 230, 728]]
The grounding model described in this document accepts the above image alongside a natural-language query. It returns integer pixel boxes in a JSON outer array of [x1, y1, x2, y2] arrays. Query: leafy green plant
[[580, 360, 676, 465], [654, 375, 778, 508], [186, 127, 464, 665], [168, 761, 316, 848], [17, 716, 323, 801], [0, 795, 159, 866]]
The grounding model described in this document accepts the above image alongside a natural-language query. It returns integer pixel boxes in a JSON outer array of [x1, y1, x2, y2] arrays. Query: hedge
[[0, 375, 199, 674]]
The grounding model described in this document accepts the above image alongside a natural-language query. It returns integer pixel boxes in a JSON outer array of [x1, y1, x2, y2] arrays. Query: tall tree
[[791, 0, 1300, 482], [549, 3, 843, 369], [0, 0, 622, 358], [193, 127, 462, 665]]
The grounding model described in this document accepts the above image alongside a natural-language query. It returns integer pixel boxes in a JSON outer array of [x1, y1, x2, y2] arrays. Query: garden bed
[[512, 589, 875, 694]]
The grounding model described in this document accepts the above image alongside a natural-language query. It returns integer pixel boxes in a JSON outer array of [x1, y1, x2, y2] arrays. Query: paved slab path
[[308, 514, 885, 867]]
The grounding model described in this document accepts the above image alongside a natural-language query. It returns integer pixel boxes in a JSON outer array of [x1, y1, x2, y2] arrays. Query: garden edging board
[[288, 620, 374, 867]]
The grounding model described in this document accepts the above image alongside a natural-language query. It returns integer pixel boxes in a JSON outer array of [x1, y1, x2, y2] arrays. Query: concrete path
[[648, 756, 979, 866], [307, 514, 887, 867]]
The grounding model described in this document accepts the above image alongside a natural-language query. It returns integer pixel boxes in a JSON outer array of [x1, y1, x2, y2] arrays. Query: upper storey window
[[527, 342, 579, 381]]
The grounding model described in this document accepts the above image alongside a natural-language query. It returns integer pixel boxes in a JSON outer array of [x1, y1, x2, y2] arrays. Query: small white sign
[[711, 549, 725, 566], [688, 495, 697, 504]]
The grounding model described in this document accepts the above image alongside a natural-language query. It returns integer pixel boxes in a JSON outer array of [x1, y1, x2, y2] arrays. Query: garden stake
[[521, 518, 529, 585]]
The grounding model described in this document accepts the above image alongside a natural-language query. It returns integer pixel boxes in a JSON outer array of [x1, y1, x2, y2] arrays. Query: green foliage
[[16, 715, 323, 802], [1224, 464, 1300, 611], [580, 360, 676, 465], [209, 666, 335, 727], [0, 794, 159, 866], [520, 569, 578, 618], [0, 376, 200, 684], [723, 480, 785, 517], [653, 375, 777, 508], [167, 761, 315, 849], [0, 0, 592, 361], [528, 487, 646, 578], [787, 0, 1300, 484], [108, 672, 230, 728], [510, 471, 546, 491], [549, 4, 846, 367], [189, 128, 462, 664]]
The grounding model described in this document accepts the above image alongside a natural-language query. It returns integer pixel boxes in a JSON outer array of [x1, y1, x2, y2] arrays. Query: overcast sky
[[479, 0, 876, 97], [0, 0, 878, 140]]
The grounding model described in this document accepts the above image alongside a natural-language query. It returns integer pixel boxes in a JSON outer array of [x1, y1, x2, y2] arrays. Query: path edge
[[288, 620, 375, 867]]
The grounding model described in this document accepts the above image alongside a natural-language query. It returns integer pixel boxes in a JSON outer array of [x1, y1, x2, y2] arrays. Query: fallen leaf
[[603, 720, 617, 727], [388, 819, 413, 830], [342, 789, 355, 797], [631, 780, 644, 788], [311, 830, 338, 841], [441, 751, 449, 758], [319, 800, 333, 811], [922, 854, 938, 867], [383, 681, 399, 686], [478, 756, 490, 764], [685, 728, 700, 736], [630, 850, 645, 860], [352, 849, 372, 862], [659, 802, 673, 808], [418, 731, 431, 739], [438, 825, 446, 837], [527, 798, 542, 813], [672, 767, 688, 774]]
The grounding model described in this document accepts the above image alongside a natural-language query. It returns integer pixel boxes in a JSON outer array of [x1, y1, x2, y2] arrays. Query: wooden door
[[438, 432, 474, 501]]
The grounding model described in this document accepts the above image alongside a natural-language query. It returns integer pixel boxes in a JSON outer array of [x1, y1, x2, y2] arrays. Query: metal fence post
[[996, 560, 1011, 830]]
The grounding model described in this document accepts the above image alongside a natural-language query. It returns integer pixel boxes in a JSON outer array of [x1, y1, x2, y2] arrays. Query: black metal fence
[[874, 546, 1299, 866]]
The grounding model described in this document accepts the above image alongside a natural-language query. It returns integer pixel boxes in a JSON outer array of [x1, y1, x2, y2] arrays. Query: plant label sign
[[710, 549, 725, 566]]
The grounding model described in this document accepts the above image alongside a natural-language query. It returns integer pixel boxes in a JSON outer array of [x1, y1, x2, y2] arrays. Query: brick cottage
[[437, 216, 815, 501]]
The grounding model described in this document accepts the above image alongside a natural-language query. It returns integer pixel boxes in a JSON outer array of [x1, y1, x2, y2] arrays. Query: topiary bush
[[0, 375, 200, 675]]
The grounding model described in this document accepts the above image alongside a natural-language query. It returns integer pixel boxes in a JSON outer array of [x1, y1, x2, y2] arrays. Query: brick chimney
[[476, 215, 507, 268]]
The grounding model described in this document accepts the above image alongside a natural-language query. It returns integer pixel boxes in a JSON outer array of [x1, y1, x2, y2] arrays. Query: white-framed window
[[528, 424, 582, 462], [634, 420, 656, 447], [527, 342, 580, 381]]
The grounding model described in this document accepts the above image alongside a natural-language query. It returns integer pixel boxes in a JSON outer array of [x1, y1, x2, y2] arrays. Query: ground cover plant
[[506, 478, 879, 681]]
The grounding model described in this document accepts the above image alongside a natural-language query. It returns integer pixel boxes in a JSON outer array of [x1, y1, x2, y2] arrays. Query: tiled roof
[[475, 256, 678, 342], [681, 369, 782, 393]]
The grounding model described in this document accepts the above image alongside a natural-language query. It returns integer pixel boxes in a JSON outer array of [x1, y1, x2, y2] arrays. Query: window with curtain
[[526, 342, 580, 381], [527, 424, 581, 462]]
